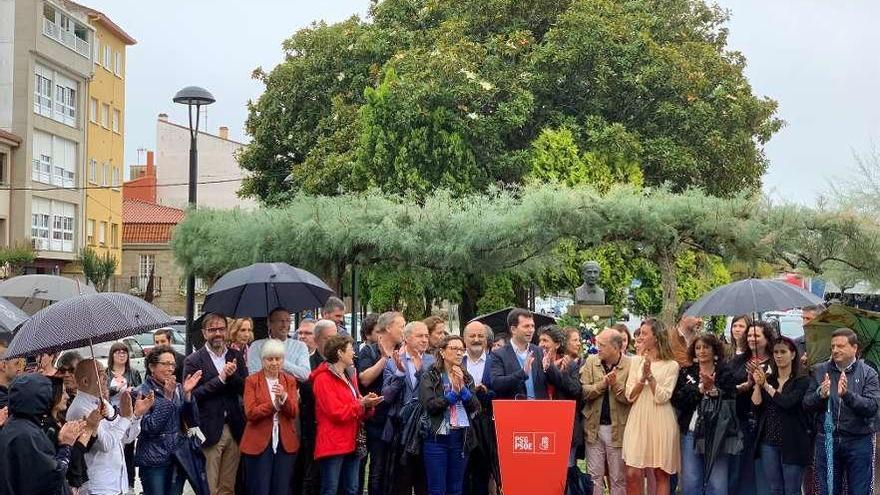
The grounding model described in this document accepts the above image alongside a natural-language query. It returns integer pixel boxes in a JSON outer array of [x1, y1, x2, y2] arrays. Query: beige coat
[[580, 353, 632, 447]]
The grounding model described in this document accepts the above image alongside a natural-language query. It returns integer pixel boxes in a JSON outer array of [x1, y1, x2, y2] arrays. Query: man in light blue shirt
[[248, 307, 311, 381]]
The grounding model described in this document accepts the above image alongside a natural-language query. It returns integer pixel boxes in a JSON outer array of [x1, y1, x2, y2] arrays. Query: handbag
[[356, 422, 369, 459]]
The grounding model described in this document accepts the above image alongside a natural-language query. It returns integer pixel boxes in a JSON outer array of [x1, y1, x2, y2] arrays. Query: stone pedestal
[[568, 304, 614, 319]]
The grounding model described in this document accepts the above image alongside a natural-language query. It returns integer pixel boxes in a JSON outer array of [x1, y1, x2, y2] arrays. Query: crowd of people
[[0, 298, 877, 495]]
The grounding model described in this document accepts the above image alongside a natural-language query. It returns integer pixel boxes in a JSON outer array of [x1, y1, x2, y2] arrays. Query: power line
[[0, 176, 246, 192]]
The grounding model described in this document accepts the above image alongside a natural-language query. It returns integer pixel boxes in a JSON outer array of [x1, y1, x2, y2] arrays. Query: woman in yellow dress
[[622, 318, 681, 495]]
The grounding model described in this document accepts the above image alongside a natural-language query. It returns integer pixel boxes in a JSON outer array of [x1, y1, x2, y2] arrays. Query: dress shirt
[[66, 390, 140, 495], [393, 350, 423, 390], [513, 344, 535, 399], [465, 352, 487, 386], [248, 338, 311, 381], [206, 344, 228, 382]]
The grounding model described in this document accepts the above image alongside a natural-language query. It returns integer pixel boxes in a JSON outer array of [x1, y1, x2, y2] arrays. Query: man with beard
[[183, 313, 248, 495], [669, 301, 702, 367], [489, 308, 561, 400], [423, 315, 449, 354], [462, 321, 496, 495], [383, 319, 431, 495]]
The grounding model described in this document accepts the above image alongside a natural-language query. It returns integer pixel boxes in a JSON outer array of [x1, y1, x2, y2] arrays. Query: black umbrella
[[202, 262, 334, 318], [2, 292, 175, 358], [684, 278, 823, 317], [472, 307, 557, 337]]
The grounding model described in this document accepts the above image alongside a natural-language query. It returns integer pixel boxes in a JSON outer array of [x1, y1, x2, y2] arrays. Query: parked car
[[60, 338, 147, 377], [763, 310, 805, 340]]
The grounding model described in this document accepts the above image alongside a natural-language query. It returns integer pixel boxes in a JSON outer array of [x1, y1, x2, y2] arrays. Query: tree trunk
[[458, 276, 481, 324], [657, 250, 678, 327]]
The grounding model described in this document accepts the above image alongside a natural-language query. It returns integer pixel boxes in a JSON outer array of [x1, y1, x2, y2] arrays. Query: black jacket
[[0, 383, 8, 409], [419, 366, 481, 452], [554, 358, 584, 449], [672, 363, 736, 434], [754, 375, 812, 466], [489, 343, 561, 400], [0, 374, 71, 495], [183, 347, 248, 447]]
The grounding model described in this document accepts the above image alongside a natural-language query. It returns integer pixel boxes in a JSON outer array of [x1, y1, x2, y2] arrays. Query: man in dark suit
[[489, 308, 561, 400], [183, 313, 248, 495], [462, 321, 496, 495]]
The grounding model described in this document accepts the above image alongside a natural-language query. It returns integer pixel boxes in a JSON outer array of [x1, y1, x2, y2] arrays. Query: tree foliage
[[79, 248, 118, 292], [240, 0, 781, 204], [0, 243, 35, 278], [172, 184, 878, 324]]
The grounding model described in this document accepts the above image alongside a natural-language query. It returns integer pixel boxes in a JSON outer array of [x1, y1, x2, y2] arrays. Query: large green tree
[[240, 0, 781, 203]]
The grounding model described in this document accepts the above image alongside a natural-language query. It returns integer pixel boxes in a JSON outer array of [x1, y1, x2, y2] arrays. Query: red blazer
[[240, 371, 300, 455], [310, 362, 371, 459]]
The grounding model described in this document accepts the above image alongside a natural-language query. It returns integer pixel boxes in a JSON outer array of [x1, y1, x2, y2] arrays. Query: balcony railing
[[42, 18, 90, 58], [130, 276, 162, 297]]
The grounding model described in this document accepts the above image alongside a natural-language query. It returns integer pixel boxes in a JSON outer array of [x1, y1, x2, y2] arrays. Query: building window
[[112, 109, 120, 133], [88, 159, 97, 184], [102, 163, 109, 186], [110, 223, 119, 248], [99, 221, 107, 245], [103, 45, 111, 69], [93, 38, 100, 64], [138, 254, 155, 290], [34, 64, 76, 126], [114, 52, 122, 76], [33, 198, 75, 252], [32, 131, 75, 187], [100, 103, 109, 128], [0, 152, 6, 184], [111, 166, 120, 187], [89, 98, 97, 123], [34, 71, 53, 116], [31, 212, 50, 250], [87, 219, 95, 245]]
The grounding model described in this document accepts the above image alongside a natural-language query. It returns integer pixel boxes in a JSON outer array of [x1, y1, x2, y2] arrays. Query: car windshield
[[132, 333, 155, 346], [778, 318, 804, 339]]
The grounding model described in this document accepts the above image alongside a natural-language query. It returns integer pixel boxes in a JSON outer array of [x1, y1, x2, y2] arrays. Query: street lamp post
[[173, 86, 215, 355]]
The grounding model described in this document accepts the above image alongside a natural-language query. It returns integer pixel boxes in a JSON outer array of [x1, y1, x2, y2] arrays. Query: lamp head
[[173, 86, 215, 106]]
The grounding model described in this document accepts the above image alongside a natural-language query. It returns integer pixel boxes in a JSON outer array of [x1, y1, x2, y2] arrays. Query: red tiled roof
[[123, 200, 185, 243], [123, 199, 185, 224], [123, 224, 177, 244]]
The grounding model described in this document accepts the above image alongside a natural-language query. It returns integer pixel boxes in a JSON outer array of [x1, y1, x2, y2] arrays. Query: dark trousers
[[816, 434, 875, 495], [462, 446, 490, 495], [293, 435, 321, 495], [320, 453, 361, 495], [124, 441, 136, 488], [360, 422, 389, 495], [244, 446, 296, 495], [392, 452, 427, 495], [423, 429, 468, 495], [140, 463, 185, 495]]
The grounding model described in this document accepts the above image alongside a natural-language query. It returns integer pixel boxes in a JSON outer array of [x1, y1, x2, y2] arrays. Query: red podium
[[493, 400, 575, 495]]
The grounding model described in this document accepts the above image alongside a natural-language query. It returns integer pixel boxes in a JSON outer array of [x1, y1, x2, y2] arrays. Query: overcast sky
[[82, 0, 878, 204]]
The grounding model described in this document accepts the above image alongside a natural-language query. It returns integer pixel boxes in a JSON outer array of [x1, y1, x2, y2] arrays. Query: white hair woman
[[240, 339, 300, 495]]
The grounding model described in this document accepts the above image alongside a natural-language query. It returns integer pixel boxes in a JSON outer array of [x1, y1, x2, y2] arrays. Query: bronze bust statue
[[575, 260, 606, 305]]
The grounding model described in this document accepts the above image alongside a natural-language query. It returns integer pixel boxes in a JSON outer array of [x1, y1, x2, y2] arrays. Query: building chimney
[[158, 113, 168, 121], [146, 150, 155, 177], [219, 126, 229, 140]]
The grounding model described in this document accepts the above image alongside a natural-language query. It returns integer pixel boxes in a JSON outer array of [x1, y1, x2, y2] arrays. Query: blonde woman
[[229, 317, 255, 362], [622, 318, 680, 495]]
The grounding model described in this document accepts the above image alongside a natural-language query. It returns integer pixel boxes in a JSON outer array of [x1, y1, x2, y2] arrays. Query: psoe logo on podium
[[512, 432, 556, 454]]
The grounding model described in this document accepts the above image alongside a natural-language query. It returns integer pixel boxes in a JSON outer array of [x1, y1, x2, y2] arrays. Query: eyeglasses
[[113, 349, 128, 354], [57, 366, 74, 374], [204, 327, 226, 333], [156, 361, 176, 367]]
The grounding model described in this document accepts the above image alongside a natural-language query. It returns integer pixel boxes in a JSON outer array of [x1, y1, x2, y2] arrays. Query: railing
[[130, 276, 162, 296], [42, 18, 90, 59]]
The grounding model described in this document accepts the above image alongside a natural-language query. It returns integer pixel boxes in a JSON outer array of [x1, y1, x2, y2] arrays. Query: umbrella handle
[[90, 338, 106, 408]]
